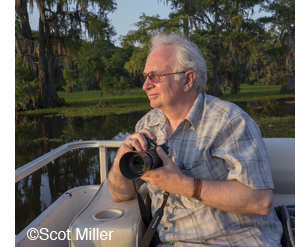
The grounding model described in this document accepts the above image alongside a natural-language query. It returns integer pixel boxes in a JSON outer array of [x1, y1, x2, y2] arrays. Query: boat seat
[[263, 138, 295, 206], [69, 179, 149, 247]]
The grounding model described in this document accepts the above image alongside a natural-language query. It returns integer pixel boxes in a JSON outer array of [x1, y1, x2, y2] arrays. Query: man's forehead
[[144, 46, 175, 73], [150, 45, 175, 59]]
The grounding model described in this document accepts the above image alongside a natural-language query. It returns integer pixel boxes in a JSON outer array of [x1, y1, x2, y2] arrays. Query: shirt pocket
[[180, 162, 213, 180]]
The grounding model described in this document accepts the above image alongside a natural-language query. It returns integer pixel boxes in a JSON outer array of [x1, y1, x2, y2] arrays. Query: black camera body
[[119, 136, 169, 180]]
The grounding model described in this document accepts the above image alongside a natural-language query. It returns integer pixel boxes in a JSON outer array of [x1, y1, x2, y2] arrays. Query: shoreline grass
[[219, 84, 295, 102], [18, 84, 295, 137], [22, 88, 152, 117], [20, 84, 295, 118]]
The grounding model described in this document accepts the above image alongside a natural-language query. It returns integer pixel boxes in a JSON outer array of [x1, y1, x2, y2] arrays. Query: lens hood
[[119, 136, 169, 180]]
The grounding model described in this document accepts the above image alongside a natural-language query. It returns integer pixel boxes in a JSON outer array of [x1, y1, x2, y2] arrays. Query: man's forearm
[[199, 179, 273, 215], [107, 128, 157, 202], [141, 148, 273, 216], [107, 157, 136, 202]]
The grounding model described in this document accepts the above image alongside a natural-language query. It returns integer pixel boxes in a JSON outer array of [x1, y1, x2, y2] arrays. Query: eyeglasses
[[140, 71, 187, 84]]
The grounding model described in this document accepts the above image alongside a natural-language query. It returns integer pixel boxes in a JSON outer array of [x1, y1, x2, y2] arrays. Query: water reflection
[[15, 111, 148, 234], [234, 97, 295, 118]]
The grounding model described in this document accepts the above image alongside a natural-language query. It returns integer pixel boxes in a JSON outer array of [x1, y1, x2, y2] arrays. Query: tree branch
[[192, 15, 211, 27], [203, 12, 213, 26]]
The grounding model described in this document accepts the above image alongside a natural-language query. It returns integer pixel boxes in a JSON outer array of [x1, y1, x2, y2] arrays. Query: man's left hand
[[141, 147, 194, 197]]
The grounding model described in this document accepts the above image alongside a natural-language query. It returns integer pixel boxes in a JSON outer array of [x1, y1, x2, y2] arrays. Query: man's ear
[[184, 71, 195, 92]]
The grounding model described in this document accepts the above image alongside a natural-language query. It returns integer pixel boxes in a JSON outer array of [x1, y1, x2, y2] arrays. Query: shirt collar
[[148, 108, 166, 127], [147, 92, 204, 131], [184, 92, 204, 131]]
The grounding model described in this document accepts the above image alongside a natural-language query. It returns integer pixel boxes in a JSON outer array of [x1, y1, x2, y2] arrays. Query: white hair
[[149, 33, 207, 92]]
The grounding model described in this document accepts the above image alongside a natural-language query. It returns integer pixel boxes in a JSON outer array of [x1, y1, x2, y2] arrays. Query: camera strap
[[133, 180, 169, 247], [140, 191, 169, 247], [133, 180, 151, 228]]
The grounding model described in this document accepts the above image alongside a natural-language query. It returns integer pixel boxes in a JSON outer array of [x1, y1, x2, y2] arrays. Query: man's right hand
[[115, 128, 157, 162], [108, 128, 156, 202]]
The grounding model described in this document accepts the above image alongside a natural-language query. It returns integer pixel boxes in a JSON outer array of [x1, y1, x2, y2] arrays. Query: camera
[[119, 136, 169, 180]]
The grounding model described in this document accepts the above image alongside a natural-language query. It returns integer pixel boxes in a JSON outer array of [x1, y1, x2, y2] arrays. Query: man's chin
[[149, 101, 161, 109]]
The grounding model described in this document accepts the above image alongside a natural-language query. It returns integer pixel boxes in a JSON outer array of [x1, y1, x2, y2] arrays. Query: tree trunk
[[230, 61, 240, 94], [15, 0, 38, 77], [37, 2, 64, 108], [205, 4, 222, 97], [205, 42, 223, 96], [45, 22, 62, 107], [280, 32, 295, 94], [206, 80, 223, 96], [38, 17, 47, 108], [280, 82, 295, 94], [15, 33, 22, 55]]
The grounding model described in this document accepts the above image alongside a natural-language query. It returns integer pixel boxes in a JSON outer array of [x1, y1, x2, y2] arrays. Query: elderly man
[[108, 33, 283, 246]]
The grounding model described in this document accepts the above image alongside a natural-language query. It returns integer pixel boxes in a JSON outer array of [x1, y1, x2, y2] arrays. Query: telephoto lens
[[119, 136, 169, 180]]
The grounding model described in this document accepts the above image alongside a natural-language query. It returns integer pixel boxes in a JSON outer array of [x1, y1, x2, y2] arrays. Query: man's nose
[[142, 78, 154, 91]]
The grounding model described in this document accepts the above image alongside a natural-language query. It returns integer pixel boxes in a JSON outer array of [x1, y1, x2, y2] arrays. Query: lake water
[[15, 97, 295, 234], [15, 111, 147, 234]]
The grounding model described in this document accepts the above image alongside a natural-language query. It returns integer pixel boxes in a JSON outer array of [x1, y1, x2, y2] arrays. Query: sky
[[26, 0, 268, 47], [28, 0, 173, 46]]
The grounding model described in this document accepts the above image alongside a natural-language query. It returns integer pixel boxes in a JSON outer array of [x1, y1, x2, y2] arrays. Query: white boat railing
[[15, 140, 123, 184]]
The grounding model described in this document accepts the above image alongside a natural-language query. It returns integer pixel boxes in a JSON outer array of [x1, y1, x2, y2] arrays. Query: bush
[[15, 55, 38, 110]]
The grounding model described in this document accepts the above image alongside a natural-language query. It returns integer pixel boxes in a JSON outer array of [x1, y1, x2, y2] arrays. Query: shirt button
[[163, 226, 169, 231], [166, 203, 169, 207]]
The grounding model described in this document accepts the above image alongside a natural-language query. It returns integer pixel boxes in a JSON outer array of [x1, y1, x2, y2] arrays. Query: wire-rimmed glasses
[[140, 71, 187, 84]]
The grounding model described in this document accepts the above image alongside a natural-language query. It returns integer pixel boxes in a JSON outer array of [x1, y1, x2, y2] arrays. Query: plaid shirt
[[135, 93, 283, 247]]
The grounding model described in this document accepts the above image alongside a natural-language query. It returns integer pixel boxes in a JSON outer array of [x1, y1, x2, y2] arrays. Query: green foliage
[[73, 40, 105, 91], [15, 55, 38, 109], [15, 0, 118, 109], [157, 0, 268, 95], [259, 0, 295, 90], [121, 13, 183, 75], [65, 39, 135, 99], [256, 73, 291, 85], [62, 66, 78, 93], [124, 46, 149, 76], [189, 34, 214, 60], [102, 48, 132, 92], [15, 55, 33, 82], [15, 0, 295, 106], [86, 13, 116, 40], [100, 75, 130, 96], [246, 30, 287, 86]]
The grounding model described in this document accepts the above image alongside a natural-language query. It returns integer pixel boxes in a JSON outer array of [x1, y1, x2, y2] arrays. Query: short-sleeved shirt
[[135, 93, 283, 247]]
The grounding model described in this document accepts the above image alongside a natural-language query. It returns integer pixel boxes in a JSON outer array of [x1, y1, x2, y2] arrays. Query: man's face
[[142, 46, 185, 112]]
